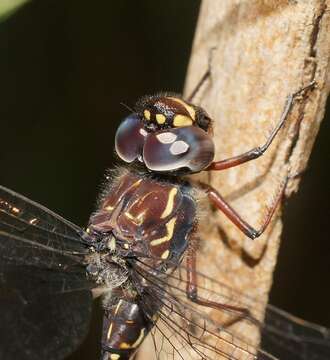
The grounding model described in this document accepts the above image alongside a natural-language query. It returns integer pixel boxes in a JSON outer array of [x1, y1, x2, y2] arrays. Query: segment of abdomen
[[101, 299, 153, 360]]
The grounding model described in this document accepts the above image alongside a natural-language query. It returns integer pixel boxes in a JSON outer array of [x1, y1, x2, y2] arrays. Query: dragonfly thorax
[[88, 169, 197, 270]]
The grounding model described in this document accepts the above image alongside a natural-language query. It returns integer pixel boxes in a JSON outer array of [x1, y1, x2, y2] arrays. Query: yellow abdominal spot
[[119, 328, 145, 349], [144, 109, 151, 120], [110, 355, 120, 360], [150, 217, 176, 246], [161, 187, 178, 219], [173, 114, 193, 127], [156, 113, 166, 124], [167, 97, 196, 120]]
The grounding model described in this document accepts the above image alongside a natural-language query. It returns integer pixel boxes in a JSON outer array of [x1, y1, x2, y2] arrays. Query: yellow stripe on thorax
[[150, 217, 176, 246], [160, 187, 178, 219]]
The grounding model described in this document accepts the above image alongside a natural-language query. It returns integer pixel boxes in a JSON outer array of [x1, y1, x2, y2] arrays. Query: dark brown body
[[88, 169, 197, 360]]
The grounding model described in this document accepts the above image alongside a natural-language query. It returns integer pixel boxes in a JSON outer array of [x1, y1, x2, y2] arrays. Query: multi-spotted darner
[[0, 77, 330, 360]]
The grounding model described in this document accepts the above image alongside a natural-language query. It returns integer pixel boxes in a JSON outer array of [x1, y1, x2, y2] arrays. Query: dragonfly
[[0, 75, 329, 360]]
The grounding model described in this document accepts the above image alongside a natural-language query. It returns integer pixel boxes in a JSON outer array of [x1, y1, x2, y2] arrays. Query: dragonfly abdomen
[[101, 298, 154, 360]]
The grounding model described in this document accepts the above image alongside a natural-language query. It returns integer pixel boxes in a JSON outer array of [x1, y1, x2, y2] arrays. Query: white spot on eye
[[156, 132, 177, 144], [139, 128, 148, 137], [169, 140, 189, 155]]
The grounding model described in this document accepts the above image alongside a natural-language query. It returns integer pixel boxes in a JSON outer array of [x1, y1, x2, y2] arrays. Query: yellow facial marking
[[150, 217, 176, 246], [107, 322, 113, 340], [105, 205, 114, 211], [110, 354, 120, 360], [173, 114, 193, 127], [168, 97, 196, 120], [155, 113, 166, 124], [144, 109, 151, 120], [119, 328, 145, 349], [161, 249, 170, 259], [161, 188, 178, 219]]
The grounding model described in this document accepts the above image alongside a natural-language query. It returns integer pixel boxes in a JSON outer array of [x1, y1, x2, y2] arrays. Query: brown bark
[[139, 1, 330, 359], [184, 0, 330, 356]]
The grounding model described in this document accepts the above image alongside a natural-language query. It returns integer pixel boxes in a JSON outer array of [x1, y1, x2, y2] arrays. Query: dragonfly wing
[[0, 186, 95, 360], [0, 185, 90, 252], [261, 305, 330, 360], [0, 264, 93, 360], [133, 258, 330, 360]]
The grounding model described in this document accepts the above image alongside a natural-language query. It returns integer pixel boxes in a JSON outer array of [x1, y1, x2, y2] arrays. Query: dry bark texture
[[139, 1, 330, 359], [185, 0, 330, 355]]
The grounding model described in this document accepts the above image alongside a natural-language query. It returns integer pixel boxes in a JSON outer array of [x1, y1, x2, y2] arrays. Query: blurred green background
[[0, 1, 329, 359]]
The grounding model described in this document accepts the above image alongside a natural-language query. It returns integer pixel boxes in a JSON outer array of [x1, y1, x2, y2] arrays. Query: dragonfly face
[[115, 95, 215, 174]]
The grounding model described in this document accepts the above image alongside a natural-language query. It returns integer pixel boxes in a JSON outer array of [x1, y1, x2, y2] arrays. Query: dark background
[[0, 1, 329, 359]]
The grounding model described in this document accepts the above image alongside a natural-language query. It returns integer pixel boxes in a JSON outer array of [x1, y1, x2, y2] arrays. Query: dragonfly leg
[[200, 174, 287, 240], [186, 245, 250, 327], [206, 82, 315, 171]]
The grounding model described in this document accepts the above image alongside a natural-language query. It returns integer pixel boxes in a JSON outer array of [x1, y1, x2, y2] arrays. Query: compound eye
[[143, 126, 215, 173], [115, 114, 147, 162]]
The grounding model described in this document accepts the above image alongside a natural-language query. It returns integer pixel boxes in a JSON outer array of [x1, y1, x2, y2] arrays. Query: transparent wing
[[0, 185, 89, 253], [0, 263, 93, 360], [0, 186, 96, 360], [261, 306, 330, 360], [133, 258, 330, 360]]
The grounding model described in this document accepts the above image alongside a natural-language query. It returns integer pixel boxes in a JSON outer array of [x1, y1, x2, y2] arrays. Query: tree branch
[[183, 0, 330, 353]]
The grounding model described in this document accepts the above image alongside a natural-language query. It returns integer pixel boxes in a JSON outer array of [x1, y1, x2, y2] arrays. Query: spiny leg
[[200, 176, 288, 239], [186, 47, 217, 103], [186, 245, 250, 328], [206, 82, 315, 171]]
